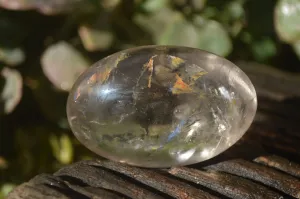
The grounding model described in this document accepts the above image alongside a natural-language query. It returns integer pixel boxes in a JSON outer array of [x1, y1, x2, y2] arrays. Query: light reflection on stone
[[67, 45, 257, 168]]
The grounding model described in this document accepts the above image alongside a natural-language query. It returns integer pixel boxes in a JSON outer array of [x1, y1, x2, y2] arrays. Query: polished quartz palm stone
[[67, 46, 257, 168]]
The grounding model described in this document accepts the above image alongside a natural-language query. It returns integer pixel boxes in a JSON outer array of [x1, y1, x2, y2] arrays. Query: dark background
[[0, 0, 300, 197]]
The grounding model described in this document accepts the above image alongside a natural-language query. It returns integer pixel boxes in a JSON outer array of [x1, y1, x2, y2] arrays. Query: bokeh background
[[0, 0, 300, 197]]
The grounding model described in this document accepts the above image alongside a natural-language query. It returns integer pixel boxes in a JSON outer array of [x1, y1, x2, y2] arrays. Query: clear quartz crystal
[[67, 46, 257, 168]]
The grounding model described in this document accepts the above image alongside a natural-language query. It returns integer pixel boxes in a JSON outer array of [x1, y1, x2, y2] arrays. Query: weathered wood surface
[[7, 62, 300, 199]]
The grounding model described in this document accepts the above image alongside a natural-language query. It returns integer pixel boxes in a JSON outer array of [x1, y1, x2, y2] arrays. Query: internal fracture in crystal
[[67, 46, 257, 168]]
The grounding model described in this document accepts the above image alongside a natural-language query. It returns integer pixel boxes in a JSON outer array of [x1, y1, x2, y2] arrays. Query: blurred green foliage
[[1, 0, 300, 197]]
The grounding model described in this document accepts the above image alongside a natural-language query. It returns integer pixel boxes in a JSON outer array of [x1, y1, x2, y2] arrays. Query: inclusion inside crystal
[[67, 46, 257, 168]]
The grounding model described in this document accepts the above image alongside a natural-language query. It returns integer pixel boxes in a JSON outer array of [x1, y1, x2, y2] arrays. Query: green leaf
[[275, 0, 300, 43], [134, 8, 181, 42], [79, 25, 114, 52], [0, 67, 22, 114], [0, 47, 25, 66], [251, 38, 277, 61], [41, 41, 90, 91], [196, 20, 232, 56], [50, 134, 73, 165], [158, 18, 199, 47], [59, 134, 73, 164], [191, 0, 206, 11], [78, 12, 115, 52], [0, 184, 16, 198], [225, 0, 245, 20], [141, 0, 170, 12], [135, 9, 232, 56]]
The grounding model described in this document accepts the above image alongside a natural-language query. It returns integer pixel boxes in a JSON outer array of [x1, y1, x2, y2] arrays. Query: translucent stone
[[67, 46, 257, 168]]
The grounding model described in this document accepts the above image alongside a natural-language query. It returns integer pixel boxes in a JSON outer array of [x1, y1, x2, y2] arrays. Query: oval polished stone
[[67, 46, 257, 168]]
